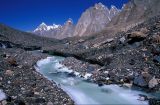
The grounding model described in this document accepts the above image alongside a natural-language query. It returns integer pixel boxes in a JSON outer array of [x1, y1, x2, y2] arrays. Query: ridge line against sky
[[0, 0, 128, 31]]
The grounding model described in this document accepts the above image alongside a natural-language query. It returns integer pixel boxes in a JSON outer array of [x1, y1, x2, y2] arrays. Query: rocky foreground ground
[[0, 14, 160, 105], [0, 48, 74, 105]]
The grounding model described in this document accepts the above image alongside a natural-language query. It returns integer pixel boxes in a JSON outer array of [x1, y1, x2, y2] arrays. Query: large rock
[[133, 75, 148, 87], [148, 76, 158, 89]]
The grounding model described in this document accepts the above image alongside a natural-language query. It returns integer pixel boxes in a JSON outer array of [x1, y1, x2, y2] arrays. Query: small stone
[[119, 36, 126, 44], [141, 48, 147, 51], [11, 96, 17, 99], [7, 81, 11, 84], [7, 58, 17, 66], [18, 65, 23, 68], [21, 87, 25, 91], [47, 101, 53, 105], [5, 70, 13, 76], [120, 79, 124, 82], [0, 77, 3, 81], [2, 100, 7, 105], [34, 92, 40, 95], [98, 83, 103, 87], [106, 38, 114, 43], [104, 71, 109, 74], [123, 83, 132, 88], [139, 96, 145, 101]]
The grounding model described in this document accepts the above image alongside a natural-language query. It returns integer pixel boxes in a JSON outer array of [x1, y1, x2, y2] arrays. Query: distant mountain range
[[33, 18, 74, 39], [33, 3, 120, 39], [33, 0, 160, 39]]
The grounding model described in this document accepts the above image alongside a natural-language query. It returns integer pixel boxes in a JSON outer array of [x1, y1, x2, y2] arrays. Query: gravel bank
[[0, 48, 74, 105]]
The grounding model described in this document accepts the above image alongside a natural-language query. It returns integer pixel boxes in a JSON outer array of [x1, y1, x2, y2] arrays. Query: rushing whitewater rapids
[[35, 56, 152, 105]]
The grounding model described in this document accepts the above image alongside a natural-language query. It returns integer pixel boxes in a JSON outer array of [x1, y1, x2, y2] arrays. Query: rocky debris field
[[60, 57, 100, 74], [0, 48, 74, 105], [43, 15, 160, 92], [60, 57, 101, 79]]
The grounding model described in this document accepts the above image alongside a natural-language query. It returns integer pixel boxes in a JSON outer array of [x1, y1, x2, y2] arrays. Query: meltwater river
[[35, 56, 157, 105]]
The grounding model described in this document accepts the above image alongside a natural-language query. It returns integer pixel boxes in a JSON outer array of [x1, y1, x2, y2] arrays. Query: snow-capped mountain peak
[[40, 22, 47, 26], [53, 24, 61, 28], [65, 18, 73, 25], [34, 22, 61, 32]]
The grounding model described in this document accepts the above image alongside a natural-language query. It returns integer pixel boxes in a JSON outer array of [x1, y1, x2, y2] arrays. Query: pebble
[[5, 70, 13, 76], [47, 101, 54, 105], [1, 100, 7, 105]]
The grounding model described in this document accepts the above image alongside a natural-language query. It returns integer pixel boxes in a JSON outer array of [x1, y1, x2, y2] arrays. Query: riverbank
[[0, 48, 74, 105]]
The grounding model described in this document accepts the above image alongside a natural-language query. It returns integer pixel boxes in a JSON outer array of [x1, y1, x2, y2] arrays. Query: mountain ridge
[[33, 2, 120, 39]]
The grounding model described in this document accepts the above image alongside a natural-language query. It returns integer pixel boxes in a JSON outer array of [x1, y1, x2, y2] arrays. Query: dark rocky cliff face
[[108, 0, 160, 31]]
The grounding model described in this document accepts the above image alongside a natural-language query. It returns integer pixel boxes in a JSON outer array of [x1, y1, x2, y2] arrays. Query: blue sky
[[0, 0, 128, 31]]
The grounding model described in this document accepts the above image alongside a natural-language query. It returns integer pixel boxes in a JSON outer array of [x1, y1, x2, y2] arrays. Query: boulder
[[98, 83, 104, 87], [152, 35, 160, 44], [153, 55, 160, 63], [133, 75, 148, 87], [141, 71, 152, 82], [127, 31, 146, 44], [128, 31, 147, 38], [7, 58, 17, 66], [148, 76, 158, 89]]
